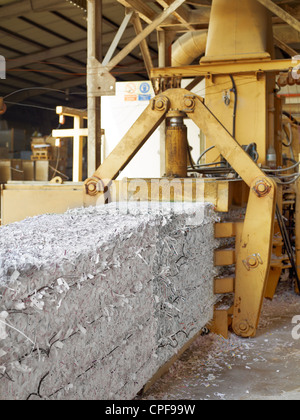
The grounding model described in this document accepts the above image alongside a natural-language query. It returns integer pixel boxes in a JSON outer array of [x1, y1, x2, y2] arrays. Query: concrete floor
[[140, 280, 300, 401]]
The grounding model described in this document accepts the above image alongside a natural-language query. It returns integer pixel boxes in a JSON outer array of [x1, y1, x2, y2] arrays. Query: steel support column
[[87, 0, 103, 176]]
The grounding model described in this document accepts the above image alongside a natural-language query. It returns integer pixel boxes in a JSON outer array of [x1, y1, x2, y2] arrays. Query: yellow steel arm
[[84, 96, 170, 195], [175, 88, 277, 337], [85, 88, 277, 337]]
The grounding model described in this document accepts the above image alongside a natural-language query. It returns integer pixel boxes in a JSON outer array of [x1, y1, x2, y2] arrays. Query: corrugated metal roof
[[0, 0, 299, 114], [0, 0, 150, 112]]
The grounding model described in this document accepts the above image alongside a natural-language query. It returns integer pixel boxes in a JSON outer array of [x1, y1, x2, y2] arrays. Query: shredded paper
[[0, 202, 219, 400]]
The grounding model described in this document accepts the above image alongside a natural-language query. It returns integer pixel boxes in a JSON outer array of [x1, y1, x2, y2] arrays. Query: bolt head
[[248, 256, 258, 267], [239, 322, 249, 332], [155, 99, 165, 110], [185, 98, 193, 107], [254, 179, 272, 197], [257, 183, 267, 193], [87, 183, 96, 192]]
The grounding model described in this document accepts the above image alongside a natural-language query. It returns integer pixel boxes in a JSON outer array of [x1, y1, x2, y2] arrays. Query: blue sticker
[[138, 94, 152, 101], [140, 82, 151, 94]]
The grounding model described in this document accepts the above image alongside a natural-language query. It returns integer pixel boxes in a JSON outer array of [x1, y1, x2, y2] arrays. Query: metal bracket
[[87, 57, 116, 97]]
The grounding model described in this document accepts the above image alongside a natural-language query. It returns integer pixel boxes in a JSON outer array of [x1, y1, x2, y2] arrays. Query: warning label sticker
[[124, 82, 153, 102]]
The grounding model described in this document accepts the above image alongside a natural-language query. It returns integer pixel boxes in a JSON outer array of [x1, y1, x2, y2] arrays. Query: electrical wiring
[[276, 204, 300, 291], [5, 63, 150, 78], [2, 69, 258, 102], [277, 173, 300, 179], [196, 145, 215, 165], [187, 168, 235, 175], [283, 111, 300, 127], [282, 123, 293, 148], [2, 88, 87, 114], [1, 70, 259, 119], [186, 138, 196, 171], [263, 161, 300, 173], [3, 87, 68, 100], [188, 162, 224, 168], [4, 101, 56, 112], [286, 157, 298, 164], [193, 76, 258, 100], [271, 174, 300, 185]]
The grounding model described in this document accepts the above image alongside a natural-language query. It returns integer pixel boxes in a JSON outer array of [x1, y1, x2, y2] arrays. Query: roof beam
[[131, 12, 154, 78], [256, 0, 300, 33], [6, 39, 87, 70], [102, 10, 134, 66], [0, 0, 63, 22], [274, 36, 298, 57], [106, 0, 186, 72], [156, 0, 195, 31], [5, 28, 139, 72], [117, 0, 156, 24], [162, 6, 210, 27], [185, 0, 211, 4]]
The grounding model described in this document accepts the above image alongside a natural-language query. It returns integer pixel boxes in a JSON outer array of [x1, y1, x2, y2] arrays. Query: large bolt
[[85, 176, 102, 197], [183, 95, 195, 112], [184, 98, 193, 108], [153, 96, 169, 112], [253, 179, 271, 197], [239, 322, 249, 333], [257, 183, 267, 194], [248, 256, 258, 268], [155, 99, 165, 110], [243, 253, 263, 271], [87, 183, 96, 193], [233, 319, 255, 337]]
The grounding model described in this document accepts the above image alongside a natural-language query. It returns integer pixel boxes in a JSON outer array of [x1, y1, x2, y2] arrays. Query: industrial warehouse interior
[[1, 0, 300, 402]]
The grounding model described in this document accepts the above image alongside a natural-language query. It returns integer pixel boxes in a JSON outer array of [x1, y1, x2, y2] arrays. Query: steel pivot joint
[[253, 178, 273, 198], [152, 95, 170, 112]]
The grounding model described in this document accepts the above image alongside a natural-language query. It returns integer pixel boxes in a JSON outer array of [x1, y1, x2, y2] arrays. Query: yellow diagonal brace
[[232, 179, 277, 337], [85, 96, 169, 194]]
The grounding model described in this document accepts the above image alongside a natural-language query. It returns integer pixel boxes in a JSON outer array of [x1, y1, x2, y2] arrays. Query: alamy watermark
[[93, 177, 208, 226], [292, 316, 300, 340], [0, 55, 6, 79]]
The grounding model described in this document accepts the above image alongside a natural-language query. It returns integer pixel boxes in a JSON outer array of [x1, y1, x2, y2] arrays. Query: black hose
[[276, 204, 300, 292], [196, 145, 215, 165], [283, 111, 300, 126], [230, 75, 237, 139], [186, 139, 196, 171]]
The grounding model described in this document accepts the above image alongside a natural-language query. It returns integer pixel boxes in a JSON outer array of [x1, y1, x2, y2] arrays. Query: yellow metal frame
[[84, 87, 277, 338], [0, 182, 84, 225], [150, 58, 300, 80]]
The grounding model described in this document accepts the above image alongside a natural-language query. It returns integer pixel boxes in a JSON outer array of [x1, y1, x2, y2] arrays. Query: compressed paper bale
[[0, 202, 219, 400]]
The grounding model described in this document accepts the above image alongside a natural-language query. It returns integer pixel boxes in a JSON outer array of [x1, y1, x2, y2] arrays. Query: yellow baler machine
[[84, 0, 300, 338]]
